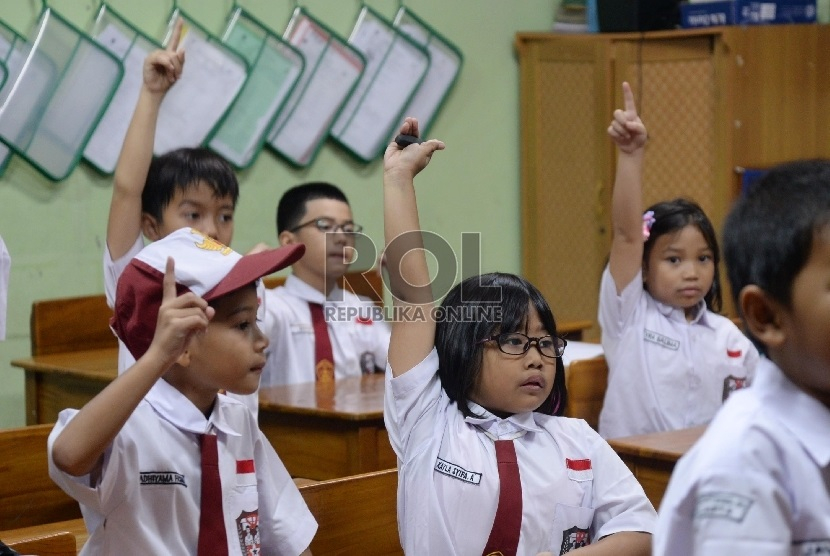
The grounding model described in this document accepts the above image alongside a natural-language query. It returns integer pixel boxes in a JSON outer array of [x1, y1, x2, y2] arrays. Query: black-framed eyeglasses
[[478, 333, 567, 358], [289, 217, 363, 235]]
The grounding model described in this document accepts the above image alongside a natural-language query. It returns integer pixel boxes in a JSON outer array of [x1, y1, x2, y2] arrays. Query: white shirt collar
[[145, 379, 241, 437], [755, 357, 830, 467], [653, 296, 712, 328], [284, 273, 345, 304], [464, 401, 546, 440]]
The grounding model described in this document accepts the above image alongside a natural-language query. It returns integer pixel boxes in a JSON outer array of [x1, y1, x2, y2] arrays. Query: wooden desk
[[11, 350, 392, 480], [608, 425, 706, 509], [258, 374, 395, 480], [0, 519, 88, 555]]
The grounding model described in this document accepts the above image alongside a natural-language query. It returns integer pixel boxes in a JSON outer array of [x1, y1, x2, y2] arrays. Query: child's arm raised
[[51, 258, 213, 477], [107, 19, 185, 260], [607, 82, 648, 294], [383, 117, 444, 377]]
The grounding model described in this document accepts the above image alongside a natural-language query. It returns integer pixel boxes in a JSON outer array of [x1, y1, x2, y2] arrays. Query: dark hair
[[434, 273, 567, 419], [277, 182, 350, 233], [723, 159, 830, 355], [142, 148, 239, 221], [643, 198, 723, 312]]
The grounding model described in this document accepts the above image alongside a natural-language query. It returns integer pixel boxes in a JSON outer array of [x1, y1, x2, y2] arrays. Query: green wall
[[0, 0, 560, 428]]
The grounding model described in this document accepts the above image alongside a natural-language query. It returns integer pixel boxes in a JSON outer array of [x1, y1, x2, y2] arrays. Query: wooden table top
[[259, 374, 385, 421], [11, 349, 386, 422], [11, 348, 118, 381], [607, 425, 707, 463]]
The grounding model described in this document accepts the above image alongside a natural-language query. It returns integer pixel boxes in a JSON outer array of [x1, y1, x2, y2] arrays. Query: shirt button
[[688, 375, 701, 389]]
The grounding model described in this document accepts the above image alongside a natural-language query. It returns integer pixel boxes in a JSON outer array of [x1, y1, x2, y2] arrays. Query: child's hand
[[143, 18, 185, 95], [245, 242, 271, 255], [148, 257, 214, 369], [607, 82, 647, 154], [383, 117, 445, 179]]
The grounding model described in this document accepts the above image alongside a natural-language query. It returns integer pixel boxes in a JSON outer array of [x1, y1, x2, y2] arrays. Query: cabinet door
[[518, 35, 612, 341]]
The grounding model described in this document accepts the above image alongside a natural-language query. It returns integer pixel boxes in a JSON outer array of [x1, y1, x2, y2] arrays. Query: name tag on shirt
[[644, 329, 680, 351], [434, 457, 482, 485]]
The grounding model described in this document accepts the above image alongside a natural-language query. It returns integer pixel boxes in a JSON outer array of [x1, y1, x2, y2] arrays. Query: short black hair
[[435, 273, 567, 419], [276, 182, 350, 234], [142, 148, 239, 221], [723, 159, 830, 354], [643, 198, 723, 312]]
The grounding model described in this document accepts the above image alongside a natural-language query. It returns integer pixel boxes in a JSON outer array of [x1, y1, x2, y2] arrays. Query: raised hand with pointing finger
[[607, 81, 647, 154], [143, 17, 185, 95]]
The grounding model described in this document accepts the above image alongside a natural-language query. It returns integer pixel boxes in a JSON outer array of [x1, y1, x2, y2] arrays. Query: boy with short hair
[[49, 228, 316, 555], [654, 159, 830, 554], [260, 182, 391, 386], [105, 19, 253, 375]]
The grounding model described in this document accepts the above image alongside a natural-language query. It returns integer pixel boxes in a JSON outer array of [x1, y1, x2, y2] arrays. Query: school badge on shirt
[[236, 510, 260, 556], [235, 459, 260, 556], [560, 526, 590, 554]]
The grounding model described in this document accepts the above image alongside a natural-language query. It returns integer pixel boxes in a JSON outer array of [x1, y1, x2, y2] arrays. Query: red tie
[[198, 434, 229, 556], [482, 439, 522, 556], [309, 302, 334, 384]]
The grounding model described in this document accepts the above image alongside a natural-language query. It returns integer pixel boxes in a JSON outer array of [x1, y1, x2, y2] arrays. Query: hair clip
[[642, 210, 656, 240]]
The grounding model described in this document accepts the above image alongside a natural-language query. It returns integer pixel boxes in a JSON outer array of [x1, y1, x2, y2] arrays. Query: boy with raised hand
[[50, 228, 315, 555], [105, 19, 251, 375], [654, 160, 830, 554], [260, 182, 391, 387]]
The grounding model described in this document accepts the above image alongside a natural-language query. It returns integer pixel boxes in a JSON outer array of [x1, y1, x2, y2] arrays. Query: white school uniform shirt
[[104, 234, 144, 375], [48, 379, 317, 555], [104, 235, 260, 416], [654, 357, 830, 555], [384, 348, 656, 555], [598, 266, 759, 439], [0, 234, 9, 340], [260, 274, 391, 386]]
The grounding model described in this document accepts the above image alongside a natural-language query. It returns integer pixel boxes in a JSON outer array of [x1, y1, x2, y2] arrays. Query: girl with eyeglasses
[[600, 83, 758, 440], [382, 117, 655, 556]]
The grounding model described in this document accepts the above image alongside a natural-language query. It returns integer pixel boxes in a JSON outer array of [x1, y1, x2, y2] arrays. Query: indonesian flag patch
[[565, 458, 593, 481]]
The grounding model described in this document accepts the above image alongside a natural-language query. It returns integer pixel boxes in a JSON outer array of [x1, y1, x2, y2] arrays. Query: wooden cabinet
[[516, 25, 830, 340]]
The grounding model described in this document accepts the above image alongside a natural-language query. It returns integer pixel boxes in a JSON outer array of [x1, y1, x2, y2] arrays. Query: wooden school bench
[[0, 469, 401, 555], [0, 424, 81, 531], [2, 530, 77, 556]]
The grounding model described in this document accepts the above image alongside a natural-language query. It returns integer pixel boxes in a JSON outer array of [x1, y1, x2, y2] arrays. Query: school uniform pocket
[[228, 479, 261, 555], [548, 504, 595, 555]]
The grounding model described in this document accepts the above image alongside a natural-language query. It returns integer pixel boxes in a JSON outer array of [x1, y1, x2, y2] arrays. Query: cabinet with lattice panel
[[516, 26, 830, 341]]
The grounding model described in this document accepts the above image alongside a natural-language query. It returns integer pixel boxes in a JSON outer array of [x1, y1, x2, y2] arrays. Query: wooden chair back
[[263, 270, 384, 306], [30, 294, 116, 356], [3, 531, 77, 556], [564, 356, 609, 431], [299, 468, 401, 555], [0, 424, 82, 530]]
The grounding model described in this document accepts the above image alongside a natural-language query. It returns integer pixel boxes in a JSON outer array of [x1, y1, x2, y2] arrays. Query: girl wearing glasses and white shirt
[[383, 117, 655, 556]]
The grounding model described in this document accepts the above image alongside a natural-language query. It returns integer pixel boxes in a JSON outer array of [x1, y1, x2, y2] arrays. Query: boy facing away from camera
[[654, 160, 830, 554], [50, 228, 316, 555]]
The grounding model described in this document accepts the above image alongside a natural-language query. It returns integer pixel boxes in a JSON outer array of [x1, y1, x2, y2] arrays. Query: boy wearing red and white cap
[[49, 228, 316, 555]]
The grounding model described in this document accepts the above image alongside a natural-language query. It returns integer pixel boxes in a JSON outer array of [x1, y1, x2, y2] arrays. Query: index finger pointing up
[[622, 81, 637, 114], [167, 17, 183, 52], [162, 257, 177, 302]]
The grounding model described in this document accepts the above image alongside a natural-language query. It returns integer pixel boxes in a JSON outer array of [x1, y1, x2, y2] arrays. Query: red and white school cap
[[111, 227, 305, 360]]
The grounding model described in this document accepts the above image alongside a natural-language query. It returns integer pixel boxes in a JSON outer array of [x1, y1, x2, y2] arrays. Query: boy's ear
[[141, 213, 162, 242], [175, 349, 192, 368], [740, 285, 786, 349], [278, 229, 296, 247]]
